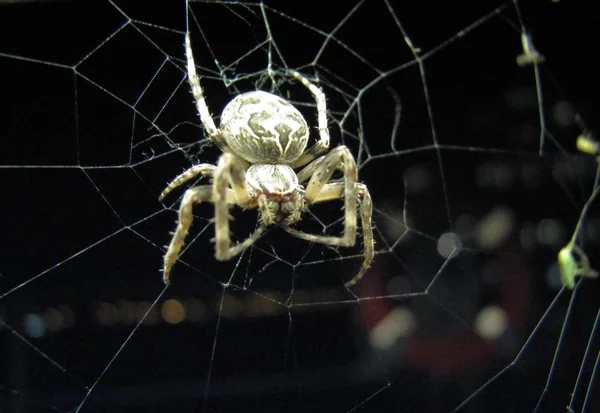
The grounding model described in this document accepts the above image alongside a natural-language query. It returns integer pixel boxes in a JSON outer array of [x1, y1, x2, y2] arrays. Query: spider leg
[[316, 182, 373, 287], [163, 185, 212, 285], [288, 70, 330, 168], [296, 155, 325, 183], [163, 180, 262, 284], [185, 33, 231, 153], [284, 181, 373, 287], [159, 163, 216, 201], [285, 145, 358, 248], [213, 152, 264, 261]]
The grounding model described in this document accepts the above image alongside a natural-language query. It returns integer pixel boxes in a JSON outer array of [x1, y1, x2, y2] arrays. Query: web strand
[[0, 1, 598, 412]]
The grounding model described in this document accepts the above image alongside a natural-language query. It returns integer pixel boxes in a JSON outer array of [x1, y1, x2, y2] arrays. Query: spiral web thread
[[0, 1, 598, 412]]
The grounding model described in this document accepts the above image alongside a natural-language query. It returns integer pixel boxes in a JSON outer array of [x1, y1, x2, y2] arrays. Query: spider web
[[1, 0, 599, 412]]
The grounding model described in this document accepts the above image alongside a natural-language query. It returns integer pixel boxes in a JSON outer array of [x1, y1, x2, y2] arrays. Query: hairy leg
[[284, 181, 373, 287], [159, 163, 215, 201], [288, 70, 330, 168]]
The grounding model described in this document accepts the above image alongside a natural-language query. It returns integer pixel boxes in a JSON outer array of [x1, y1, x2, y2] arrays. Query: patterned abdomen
[[220, 91, 309, 164]]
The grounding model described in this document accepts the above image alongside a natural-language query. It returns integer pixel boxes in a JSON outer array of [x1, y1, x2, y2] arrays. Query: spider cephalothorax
[[159, 33, 374, 287], [246, 164, 306, 225]]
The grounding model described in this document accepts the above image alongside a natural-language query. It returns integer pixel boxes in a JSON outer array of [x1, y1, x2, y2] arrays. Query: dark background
[[1, 1, 600, 412]]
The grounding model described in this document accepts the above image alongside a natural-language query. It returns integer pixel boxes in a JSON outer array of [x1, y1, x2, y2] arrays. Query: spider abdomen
[[220, 91, 309, 164]]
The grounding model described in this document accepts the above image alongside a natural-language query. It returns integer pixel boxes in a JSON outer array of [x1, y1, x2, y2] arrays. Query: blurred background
[[1, 0, 599, 412]]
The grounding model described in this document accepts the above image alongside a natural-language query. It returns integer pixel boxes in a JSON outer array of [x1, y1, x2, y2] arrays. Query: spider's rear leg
[[288, 70, 330, 168], [185, 33, 231, 153]]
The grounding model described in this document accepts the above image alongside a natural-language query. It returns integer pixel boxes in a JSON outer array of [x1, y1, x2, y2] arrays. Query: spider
[[159, 33, 374, 287]]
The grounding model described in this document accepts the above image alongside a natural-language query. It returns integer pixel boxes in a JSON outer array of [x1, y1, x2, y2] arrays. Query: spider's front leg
[[163, 184, 248, 284], [286, 145, 358, 247], [213, 153, 266, 261], [159, 163, 216, 201], [163, 185, 213, 284], [284, 145, 374, 286], [309, 181, 374, 287]]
